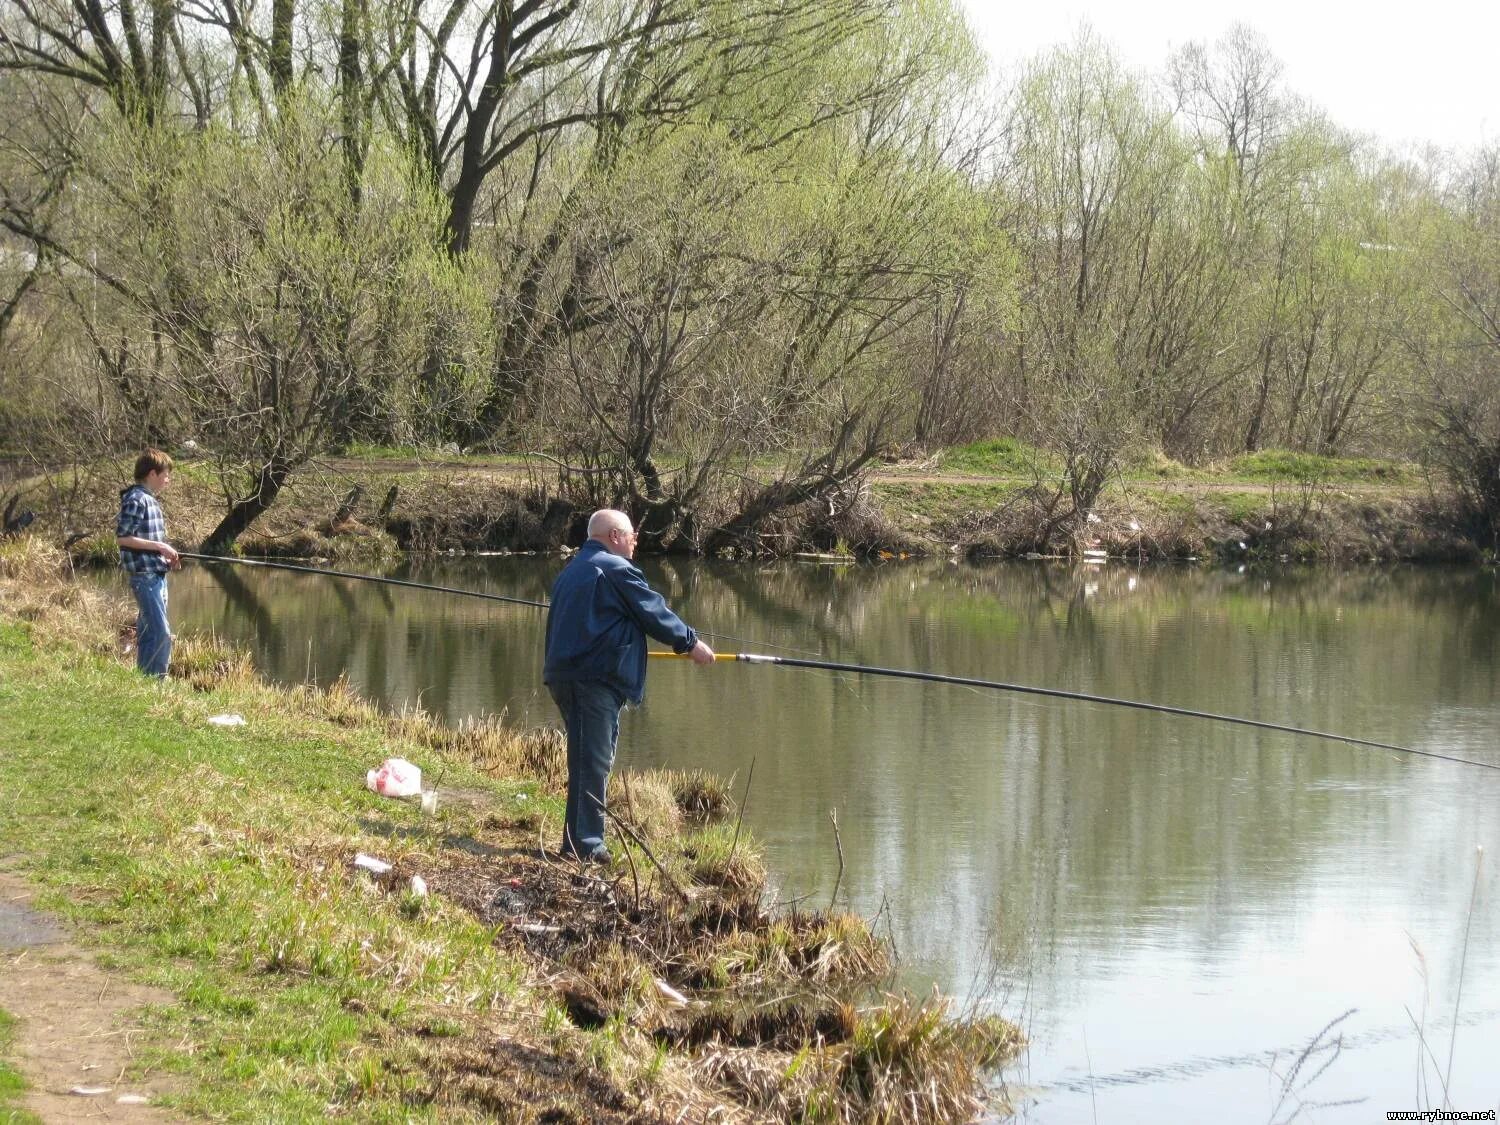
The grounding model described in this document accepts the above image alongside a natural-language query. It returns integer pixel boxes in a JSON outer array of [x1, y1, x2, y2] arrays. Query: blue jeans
[[547, 679, 624, 857], [129, 572, 171, 677]]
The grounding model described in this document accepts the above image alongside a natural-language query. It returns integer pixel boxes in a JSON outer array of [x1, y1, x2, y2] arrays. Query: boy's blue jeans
[[129, 572, 171, 677], [547, 679, 624, 857]]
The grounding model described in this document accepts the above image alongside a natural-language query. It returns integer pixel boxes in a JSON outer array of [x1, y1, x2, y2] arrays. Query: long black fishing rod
[[176, 551, 820, 657], [177, 552, 1498, 773], [649, 652, 1500, 773], [180, 551, 549, 609]]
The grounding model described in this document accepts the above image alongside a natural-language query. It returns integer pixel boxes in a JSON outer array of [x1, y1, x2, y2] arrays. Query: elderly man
[[543, 509, 715, 862]]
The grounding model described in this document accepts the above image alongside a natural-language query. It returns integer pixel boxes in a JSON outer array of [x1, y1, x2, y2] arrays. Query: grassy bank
[[6, 444, 1473, 564], [872, 443, 1472, 563], [0, 541, 1020, 1122]]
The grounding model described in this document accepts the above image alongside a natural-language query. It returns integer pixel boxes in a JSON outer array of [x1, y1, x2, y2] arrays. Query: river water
[[164, 556, 1500, 1121]]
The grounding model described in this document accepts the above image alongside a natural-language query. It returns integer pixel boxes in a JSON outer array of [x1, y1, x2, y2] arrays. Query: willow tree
[[78, 98, 486, 550], [358, 0, 902, 442], [1408, 147, 1500, 538], [1000, 35, 1203, 539], [522, 0, 1005, 551]]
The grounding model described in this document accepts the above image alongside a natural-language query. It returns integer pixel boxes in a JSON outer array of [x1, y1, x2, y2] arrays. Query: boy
[[116, 449, 180, 677]]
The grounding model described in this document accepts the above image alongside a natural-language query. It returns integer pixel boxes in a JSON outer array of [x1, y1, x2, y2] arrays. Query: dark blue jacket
[[542, 540, 698, 704]]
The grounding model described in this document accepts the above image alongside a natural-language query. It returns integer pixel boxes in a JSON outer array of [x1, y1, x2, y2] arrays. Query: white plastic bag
[[365, 757, 422, 798], [353, 853, 393, 875]]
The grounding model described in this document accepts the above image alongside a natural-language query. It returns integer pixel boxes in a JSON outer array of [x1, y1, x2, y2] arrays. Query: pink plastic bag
[[366, 757, 422, 798]]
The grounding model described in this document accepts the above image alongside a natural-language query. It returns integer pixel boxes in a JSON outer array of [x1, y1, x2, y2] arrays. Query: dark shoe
[[559, 843, 611, 865]]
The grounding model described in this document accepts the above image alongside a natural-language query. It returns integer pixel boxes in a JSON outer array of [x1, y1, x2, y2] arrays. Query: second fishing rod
[[178, 552, 1500, 774]]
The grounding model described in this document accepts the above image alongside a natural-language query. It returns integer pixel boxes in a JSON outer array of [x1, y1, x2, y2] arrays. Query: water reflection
[[168, 558, 1500, 1121]]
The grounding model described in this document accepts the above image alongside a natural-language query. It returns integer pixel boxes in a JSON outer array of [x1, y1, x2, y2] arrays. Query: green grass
[[936, 438, 1057, 476], [1224, 449, 1415, 484], [873, 480, 1024, 527], [0, 629, 537, 1121], [0, 1008, 41, 1125], [930, 441, 1414, 487], [337, 443, 532, 468], [1220, 491, 1268, 522]]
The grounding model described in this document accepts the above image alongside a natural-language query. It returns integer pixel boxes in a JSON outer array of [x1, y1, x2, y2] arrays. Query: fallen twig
[[594, 796, 690, 904], [828, 808, 844, 911]]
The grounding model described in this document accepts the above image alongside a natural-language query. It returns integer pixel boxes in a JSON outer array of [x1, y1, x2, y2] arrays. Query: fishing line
[[648, 653, 1500, 773], [181, 552, 549, 609], [178, 552, 822, 656]]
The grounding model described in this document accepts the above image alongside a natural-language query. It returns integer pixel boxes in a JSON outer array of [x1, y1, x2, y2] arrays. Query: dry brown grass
[[653, 767, 734, 823], [615, 771, 685, 841], [822, 992, 1024, 1123], [0, 537, 130, 652], [169, 631, 258, 691], [689, 992, 1024, 1124], [384, 708, 567, 790]]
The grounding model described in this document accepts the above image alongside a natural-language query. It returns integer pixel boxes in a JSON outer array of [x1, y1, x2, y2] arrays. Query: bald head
[[588, 509, 637, 558]]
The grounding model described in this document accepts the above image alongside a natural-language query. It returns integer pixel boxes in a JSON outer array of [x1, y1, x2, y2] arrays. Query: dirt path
[[0, 872, 181, 1123]]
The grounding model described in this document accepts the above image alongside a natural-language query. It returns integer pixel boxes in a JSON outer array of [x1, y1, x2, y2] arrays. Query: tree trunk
[[201, 461, 292, 553], [270, 0, 294, 95], [338, 0, 364, 206]]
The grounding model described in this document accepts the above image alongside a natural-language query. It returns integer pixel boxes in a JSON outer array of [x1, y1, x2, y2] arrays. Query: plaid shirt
[[117, 484, 170, 575]]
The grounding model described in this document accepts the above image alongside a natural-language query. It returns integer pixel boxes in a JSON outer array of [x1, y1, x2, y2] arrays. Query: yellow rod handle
[[648, 651, 739, 661]]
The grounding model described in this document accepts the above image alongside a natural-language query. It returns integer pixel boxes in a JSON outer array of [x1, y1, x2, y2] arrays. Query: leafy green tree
[[1407, 148, 1500, 539], [78, 97, 486, 549], [1000, 35, 1194, 539]]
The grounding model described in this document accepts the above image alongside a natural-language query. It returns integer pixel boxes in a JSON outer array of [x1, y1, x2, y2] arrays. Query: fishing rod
[[177, 551, 820, 657], [177, 552, 1497, 773], [648, 652, 1500, 772], [180, 551, 549, 609]]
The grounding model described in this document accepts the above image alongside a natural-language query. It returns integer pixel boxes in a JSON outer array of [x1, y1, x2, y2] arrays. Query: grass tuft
[[169, 632, 257, 691], [659, 768, 734, 823], [822, 992, 1024, 1123]]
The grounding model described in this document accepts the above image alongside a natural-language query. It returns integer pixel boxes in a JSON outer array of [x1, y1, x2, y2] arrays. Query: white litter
[[653, 978, 690, 1008], [69, 1086, 110, 1097], [409, 875, 428, 897], [353, 853, 392, 875], [117, 1094, 150, 1105], [207, 713, 246, 727], [366, 757, 421, 798]]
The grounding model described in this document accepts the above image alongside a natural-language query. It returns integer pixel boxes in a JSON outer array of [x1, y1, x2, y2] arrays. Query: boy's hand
[[159, 543, 181, 568], [689, 640, 715, 665]]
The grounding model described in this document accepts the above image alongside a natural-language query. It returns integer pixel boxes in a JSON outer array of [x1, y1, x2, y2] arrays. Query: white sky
[[957, 0, 1498, 151]]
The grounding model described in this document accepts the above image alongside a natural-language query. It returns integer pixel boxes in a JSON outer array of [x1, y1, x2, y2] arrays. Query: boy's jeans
[[129, 572, 171, 677], [547, 679, 624, 857]]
